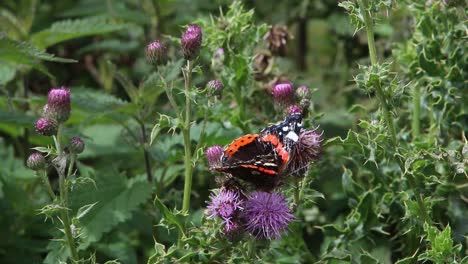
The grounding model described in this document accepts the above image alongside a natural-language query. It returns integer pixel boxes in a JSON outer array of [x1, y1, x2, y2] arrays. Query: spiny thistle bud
[[46, 87, 71, 123], [206, 145, 224, 168], [69, 136, 85, 154], [181, 24, 202, 60], [146, 40, 167, 65], [207, 80, 224, 97], [35, 117, 58, 136], [295, 85, 310, 99], [211, 48, 225, 71], [272, 82, 294, 106], [27, 152, 46, 170], [264, 25, 291, 56]]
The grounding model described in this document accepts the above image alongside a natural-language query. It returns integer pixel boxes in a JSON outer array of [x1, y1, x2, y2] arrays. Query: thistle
[[27, 153, 47, 170], [181, 24, 202, 60], [146, 40, 167, 65], [35, 117, 58, 136], [45, 87, 71, 123], [242, 191, 293, 240]]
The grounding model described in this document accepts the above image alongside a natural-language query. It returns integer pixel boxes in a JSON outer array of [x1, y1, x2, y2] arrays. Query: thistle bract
[[35, 117, 58, 136], [146, 40, 167, 65], [27, 153, 46, 170], [69, 137, 85, 154]]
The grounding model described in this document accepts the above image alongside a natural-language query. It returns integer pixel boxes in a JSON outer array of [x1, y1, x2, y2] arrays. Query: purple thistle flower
[[35, 117, 58, 136], [287, 129, 323, 176], [27, 152, 46, 170], [206, 145, 224, 168], [46, 87, 71, 123], [69, 136, 85, 154], [295, 85, 310, 99], [242, 191, 293, 240], [272, 82, 294, 106], [206, 80, 224, 97], [286, 105, 302, 115], [181, 24, 202, 60], [146, 40, 167, 65], [206, 188, 243, 223]]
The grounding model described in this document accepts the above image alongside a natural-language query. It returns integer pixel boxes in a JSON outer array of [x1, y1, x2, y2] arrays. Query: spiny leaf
[[31, 17, 130, 49]]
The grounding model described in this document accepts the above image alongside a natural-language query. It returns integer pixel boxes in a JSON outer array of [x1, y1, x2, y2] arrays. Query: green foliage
[[0, 0, 466, 263]]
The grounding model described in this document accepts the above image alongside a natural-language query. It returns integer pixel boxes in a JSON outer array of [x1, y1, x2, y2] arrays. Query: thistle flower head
[[287, 129, 323, 176], [243, 191, 293, 240], [272, 82, 294, 106], [181, 24, 202, 60], [46, 87, 71, 123], [206, 188, 243, 222], [69, 136, 85, 154], [146, 40, 167, 65], [264, 25, 291, 56], [27, 152, 46, 170], [296, 85, 310, 99], [206, 79, 224, 97], [206, 145, 224, 168], [286, 105, 302, 115], [35, 117, 58, 136]]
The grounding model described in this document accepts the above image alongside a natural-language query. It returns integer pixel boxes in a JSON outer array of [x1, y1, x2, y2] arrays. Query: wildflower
[[272, 82, 294, 106], [146, 40, 167, 65], [287, 129, 323, 176], [243, 191, 293, 240], [27, 152, 46, 170], [181, 24, 202, 60], [206, 80, 224, 97], [295, 85, 310, 99], [264, 25, 291, 56], [211, 48, 225, 71], [69, 137, 85, 154], [35, 117, 58, 136], [206, 188, 243, 223], [206, 145, 224, 168], [286, 105, 302, 115], [45, 87, 71, 123]]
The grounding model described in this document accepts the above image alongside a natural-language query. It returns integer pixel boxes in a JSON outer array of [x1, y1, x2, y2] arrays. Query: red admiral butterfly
[[214, 113, 303, 190]]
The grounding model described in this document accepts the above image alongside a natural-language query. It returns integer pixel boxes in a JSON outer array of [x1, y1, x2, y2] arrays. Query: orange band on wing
[[240, 164, 277, 175], [224, 134, 259, 157]]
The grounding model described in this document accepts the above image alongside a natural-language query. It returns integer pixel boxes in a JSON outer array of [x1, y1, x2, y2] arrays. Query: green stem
[[55, 126, 78, 261], [293, 178, 300, 209], [407, 174, 431, 224], [182, 60, 193, 214], [39, 170, 56, 200], [358, 0, 397, 145], [412, 85, 421, 141], [59, 172, 78, 261]]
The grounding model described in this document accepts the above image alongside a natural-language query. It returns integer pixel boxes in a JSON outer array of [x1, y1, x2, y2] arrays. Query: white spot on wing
[[286, 131, 299, 142], [282, 126, 289, 131]]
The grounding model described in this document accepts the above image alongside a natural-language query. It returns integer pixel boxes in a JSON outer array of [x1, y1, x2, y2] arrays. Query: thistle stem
[[182, 59, 193, 214], [412, 85, 421, 141], [358, 0, 397, 146], [54, 126, 78, 261], [39, 170, 56, 200]]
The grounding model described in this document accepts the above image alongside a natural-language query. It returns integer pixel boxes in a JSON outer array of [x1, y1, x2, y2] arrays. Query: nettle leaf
[[0, 36, 76, 80], [31, 17, 130, 49], [70, 173, 152, 249]]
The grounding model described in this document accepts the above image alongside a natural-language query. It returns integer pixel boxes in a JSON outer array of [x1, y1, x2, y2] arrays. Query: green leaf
[[31, 17, 130, 49], [70, 173, 152, 249]]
